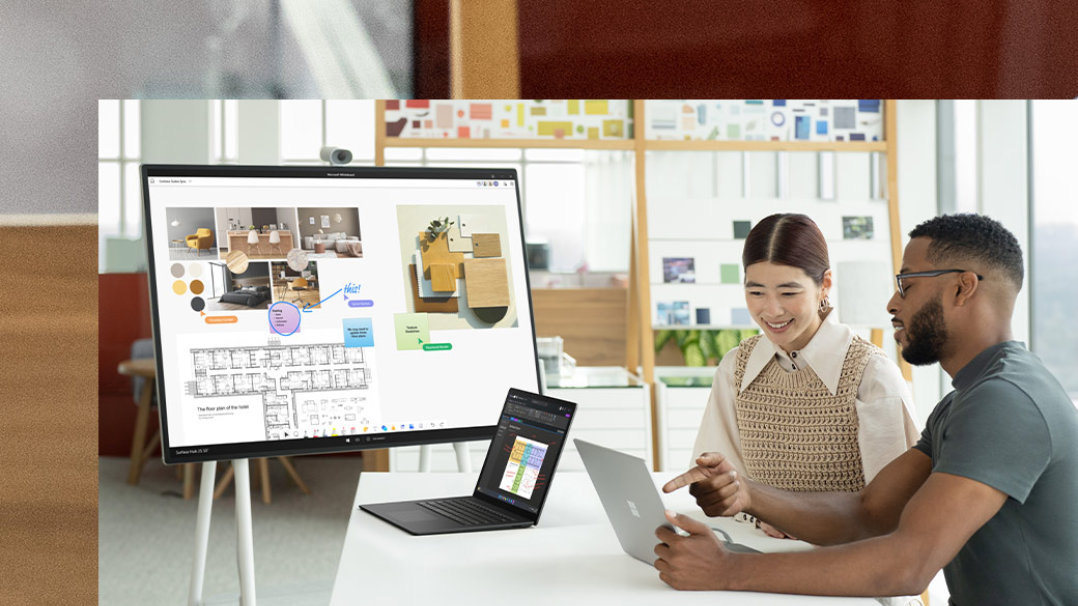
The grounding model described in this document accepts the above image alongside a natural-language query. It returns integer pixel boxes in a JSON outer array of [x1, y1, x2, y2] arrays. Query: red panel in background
[[99, 272, 153, 456], [413, 0, 451, 98], [507, 1, 1078, 98]]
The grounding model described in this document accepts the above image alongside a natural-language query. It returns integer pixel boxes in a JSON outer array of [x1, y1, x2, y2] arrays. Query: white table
[[331, 472, 876, 605]]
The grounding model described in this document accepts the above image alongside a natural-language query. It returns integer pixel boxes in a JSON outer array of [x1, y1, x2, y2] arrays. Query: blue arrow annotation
[[302, 287, 343, 313]]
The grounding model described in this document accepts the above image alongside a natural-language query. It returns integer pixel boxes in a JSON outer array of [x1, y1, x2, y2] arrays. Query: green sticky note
[[394, 313, 430, 351], [726, 124, 741, 139], [721, 264, 740, 284]]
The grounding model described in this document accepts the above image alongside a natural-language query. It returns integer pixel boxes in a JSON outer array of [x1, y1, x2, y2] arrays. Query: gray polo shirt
[[913, 341, 1078, 605]]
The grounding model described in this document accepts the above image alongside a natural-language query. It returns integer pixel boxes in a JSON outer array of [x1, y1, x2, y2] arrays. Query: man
[[657, 214, 1077, 604]]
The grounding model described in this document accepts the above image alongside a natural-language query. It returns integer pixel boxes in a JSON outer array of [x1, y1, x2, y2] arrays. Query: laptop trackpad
[[395, 508, 442, 523]]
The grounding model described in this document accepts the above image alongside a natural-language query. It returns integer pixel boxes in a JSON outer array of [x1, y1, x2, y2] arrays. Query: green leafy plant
[[654, 328, 760, 366], [425, 217, 454, 242]]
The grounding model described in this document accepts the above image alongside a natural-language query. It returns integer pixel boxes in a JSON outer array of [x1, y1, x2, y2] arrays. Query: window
[[937, 99, 980, 214], [1030, 100, 1078, 402], [101, 99, 631, 283], [98, 100, 142, 273], [279, 100, 375, 164]]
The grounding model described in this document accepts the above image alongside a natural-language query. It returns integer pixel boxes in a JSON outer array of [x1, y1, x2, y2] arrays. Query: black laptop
[[360, 388, 577, 535]]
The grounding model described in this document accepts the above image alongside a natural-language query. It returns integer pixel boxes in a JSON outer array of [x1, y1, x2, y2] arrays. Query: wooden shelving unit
[[370, 99, 908, 471]]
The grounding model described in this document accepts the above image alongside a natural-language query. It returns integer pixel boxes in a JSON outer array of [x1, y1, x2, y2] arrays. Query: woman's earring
[[819, 296, 831, 312]]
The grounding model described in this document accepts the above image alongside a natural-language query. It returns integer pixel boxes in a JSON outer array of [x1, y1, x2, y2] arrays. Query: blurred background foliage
[[654, 328, 759, 367]]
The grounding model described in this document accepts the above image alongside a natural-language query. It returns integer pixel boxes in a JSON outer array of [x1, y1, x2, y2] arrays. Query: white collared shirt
[[692, 312, 920, 483]]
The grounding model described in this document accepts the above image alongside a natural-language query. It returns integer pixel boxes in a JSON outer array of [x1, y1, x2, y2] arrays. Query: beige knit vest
[[733, 334, 876, 492]]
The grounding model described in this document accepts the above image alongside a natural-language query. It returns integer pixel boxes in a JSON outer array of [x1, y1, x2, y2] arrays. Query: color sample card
[[720, 264, 740, 284], [842, 216, 874, 240], [662, 257, 696, 283], [644, 100, 884, 142], [695, 308, 711, 325], [385, 100, 632, 140], [656, 301, 691, 326], [733, 221, 752, 239], [731, 307, 752, 326]]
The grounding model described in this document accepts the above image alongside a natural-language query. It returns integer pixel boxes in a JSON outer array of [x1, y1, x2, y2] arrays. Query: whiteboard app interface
[[143, 167, 538, 460]]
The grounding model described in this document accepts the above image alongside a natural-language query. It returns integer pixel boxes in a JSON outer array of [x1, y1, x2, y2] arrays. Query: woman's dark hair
[[742, 213, 830, 285]]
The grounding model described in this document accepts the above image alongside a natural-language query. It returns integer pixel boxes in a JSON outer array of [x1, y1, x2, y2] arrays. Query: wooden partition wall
[[0, 224, 97, 603]]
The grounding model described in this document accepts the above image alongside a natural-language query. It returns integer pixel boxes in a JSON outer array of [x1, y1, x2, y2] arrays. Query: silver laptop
[[574, 438, 759, 565]]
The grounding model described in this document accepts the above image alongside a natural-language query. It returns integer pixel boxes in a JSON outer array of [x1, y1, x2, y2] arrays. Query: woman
[[693, 213, 919, 538]]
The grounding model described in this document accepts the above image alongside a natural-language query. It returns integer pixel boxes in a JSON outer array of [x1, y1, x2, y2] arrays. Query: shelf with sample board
[[371, 99, 910, 473], [638, 100, 905, 391]]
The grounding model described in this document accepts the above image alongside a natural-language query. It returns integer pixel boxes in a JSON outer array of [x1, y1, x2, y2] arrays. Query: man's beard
[[901, 297, 948, 366]]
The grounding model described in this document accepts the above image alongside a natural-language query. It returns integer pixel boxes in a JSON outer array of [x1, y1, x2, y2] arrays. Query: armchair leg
[[259, 458, 271, 505], [214, 464, 234, 499], [127, 381, 155, 485], [183, 463, 195, 499], [278, 456, 310, 494]]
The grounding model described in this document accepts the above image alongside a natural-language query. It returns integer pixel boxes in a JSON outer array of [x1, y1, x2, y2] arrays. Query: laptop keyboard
[[418, 497, 516, 526]]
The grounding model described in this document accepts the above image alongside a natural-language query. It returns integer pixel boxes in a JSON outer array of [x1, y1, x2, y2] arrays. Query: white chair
[[247, 229, 260, 256], [268, 230, 282, 255]]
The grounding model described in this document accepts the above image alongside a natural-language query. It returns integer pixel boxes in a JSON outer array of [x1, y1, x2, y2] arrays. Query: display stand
[[417, 442, 473, 473], [188, 459, 257, 606]]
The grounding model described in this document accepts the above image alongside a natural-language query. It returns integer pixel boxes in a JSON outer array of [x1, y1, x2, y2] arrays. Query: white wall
[[141, 101, 212, 164], [978, 101, 1030, 344], [895, 100, 945, 424]]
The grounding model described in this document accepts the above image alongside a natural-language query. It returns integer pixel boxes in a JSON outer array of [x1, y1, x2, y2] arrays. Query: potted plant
[[425, 216, 454, 242]]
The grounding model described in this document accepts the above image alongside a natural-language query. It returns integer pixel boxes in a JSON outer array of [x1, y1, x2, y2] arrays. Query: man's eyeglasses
[[894, 269, 984, 298]]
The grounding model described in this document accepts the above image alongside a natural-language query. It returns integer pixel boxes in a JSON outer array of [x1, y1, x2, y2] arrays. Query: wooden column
[[449, 0, 520, 98], [884, 100, 913, 382], [374, 100, 386, 168], [629, 100, 661, 470]]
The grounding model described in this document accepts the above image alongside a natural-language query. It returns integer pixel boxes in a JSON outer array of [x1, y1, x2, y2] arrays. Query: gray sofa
[[303, 231, 359, 251]]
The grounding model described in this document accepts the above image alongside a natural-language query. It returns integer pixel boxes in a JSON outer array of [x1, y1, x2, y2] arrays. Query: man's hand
[[662, 452, 751, 517], [654, 510, 732, 590]]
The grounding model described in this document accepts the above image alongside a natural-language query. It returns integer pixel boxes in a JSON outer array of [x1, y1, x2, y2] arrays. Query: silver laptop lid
[[574, 438, 673, 564]]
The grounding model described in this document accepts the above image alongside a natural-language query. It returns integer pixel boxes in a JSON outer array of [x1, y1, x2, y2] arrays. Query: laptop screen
[[474, 389, 576, 515]]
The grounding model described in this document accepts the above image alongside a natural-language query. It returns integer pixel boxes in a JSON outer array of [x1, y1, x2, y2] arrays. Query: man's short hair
[[909, 214, 1024, 289]]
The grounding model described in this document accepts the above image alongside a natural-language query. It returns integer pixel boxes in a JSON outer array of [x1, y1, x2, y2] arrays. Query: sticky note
[[394, 313, 430, 351], [342, 318, 374, 347]]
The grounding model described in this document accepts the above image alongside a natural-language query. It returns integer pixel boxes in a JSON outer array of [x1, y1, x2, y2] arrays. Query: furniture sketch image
[[296, 207, 363, 258], [289, 277, 309, 303], [229, 230, 293, 258], [185, 228, 213, 256], [218, 285, 270, 307], [268, 230, 283, 255], [205, 261, 273, 311], [166, 208, 219, 260], [303, 232, 363, 256], [246, 230, 261, 256]]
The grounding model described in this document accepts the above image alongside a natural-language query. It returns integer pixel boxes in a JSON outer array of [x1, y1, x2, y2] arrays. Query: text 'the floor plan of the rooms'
[[188, 338, 374, 439]]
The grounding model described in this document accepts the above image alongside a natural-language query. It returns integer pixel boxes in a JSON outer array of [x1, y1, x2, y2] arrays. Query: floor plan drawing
[[187, 338, 374, 439], [499, 436, 548, 500]]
